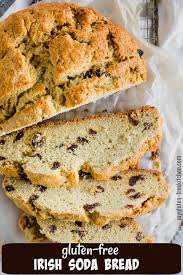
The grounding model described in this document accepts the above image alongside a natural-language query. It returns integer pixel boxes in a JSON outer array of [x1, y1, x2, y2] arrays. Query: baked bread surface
[[0, 2, 146, 136]]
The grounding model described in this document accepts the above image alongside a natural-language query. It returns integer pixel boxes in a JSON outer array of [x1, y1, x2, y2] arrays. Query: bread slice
[[0, 3, 146, 136], [19, 213, 154, 243], [0, 106, 162, 187], [4, 169, 169, 225]]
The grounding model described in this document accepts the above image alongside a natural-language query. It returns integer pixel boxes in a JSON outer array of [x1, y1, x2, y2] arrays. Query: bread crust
[[0, 3, 146, 136], [3, 169, 170, 226], [0, 106, 162, 187]]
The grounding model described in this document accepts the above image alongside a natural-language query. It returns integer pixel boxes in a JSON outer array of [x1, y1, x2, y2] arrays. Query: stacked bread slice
[[18, 214, 154, 243], [0, 106, 161, 187], [4, 169, 168, 225], [1, 106, 169, 243]]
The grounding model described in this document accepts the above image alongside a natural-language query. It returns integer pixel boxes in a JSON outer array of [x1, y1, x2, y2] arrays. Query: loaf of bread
[[0, 106, 162, 187], [4, 169, 169, 225], [0, 2, 146, 136], [19, 213, 154, 243]]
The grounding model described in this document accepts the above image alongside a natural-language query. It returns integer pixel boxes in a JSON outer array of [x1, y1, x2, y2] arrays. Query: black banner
[[2, 243, 181, 274]]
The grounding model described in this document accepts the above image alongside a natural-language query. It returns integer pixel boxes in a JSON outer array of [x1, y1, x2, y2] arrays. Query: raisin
[[70, 32, 77, 39], [75, 221, 83, 227], [55, 144, 64, 149], [68, 76, 75, 81], [49, 224, 57, 234], [79, 170, 91, 179], [95, 69, 104, 77], [5, 185, 15, 192], [129, 192, 142, 199], [0, 156, 6, 161], [14, 131, 24, 142], [67, 144, 78, 152], [85, 70, 94, 78], [151, 149, 160, 160], [0, 140, 5, 145], [77, 137, 89, 145], [105, 72, 111, 77], [71, 230, 86, 238], [111, 174, 122, 181], [34, 153, 42, 160], [89, 129, 97, 136], [43, 42, 49, 49], [38, 185, 47, 192], [23, 216, 33, 229], [125, 204, 134, 208], [21, 173, 29, 181], [102, 223, 112, 230], [137, 49, 144, 58], [125, 188, 135, 195], [107, 32, 114, 41], [78, 231, 87, 238], [136, 232, 143, 241], [32, 133, 45, 148], [59, 144, 64, 148], [62, 95, 66, 105], [129, 175, 145, 186], [128, 112, 140, 126], [143, 122, 153, 131], [51, 161, 60, 170], [83, 203, 100, 212], [29, 195, 39, 205], [120, 223, 128, 228], [95, 185, 105, 193]]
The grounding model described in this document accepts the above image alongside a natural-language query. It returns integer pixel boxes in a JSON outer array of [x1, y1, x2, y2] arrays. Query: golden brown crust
[[0, 166, 19, 177], [0, 3, 146, 136], [3, 105, 159, 132], [0, 96, 56, 135], [24, 170, 67, 188], [3, 169, 169, 226]]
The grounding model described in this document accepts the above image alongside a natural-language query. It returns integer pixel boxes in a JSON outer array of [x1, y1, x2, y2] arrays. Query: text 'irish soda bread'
[[0, 2, 146, 136], [4, 170, 169, 225], [0, 106, 162, 187], [19, 213, 154, 243]]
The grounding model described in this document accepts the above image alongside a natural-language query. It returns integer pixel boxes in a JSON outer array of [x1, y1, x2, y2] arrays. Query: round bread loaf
[[0, 3, 146, 136]]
